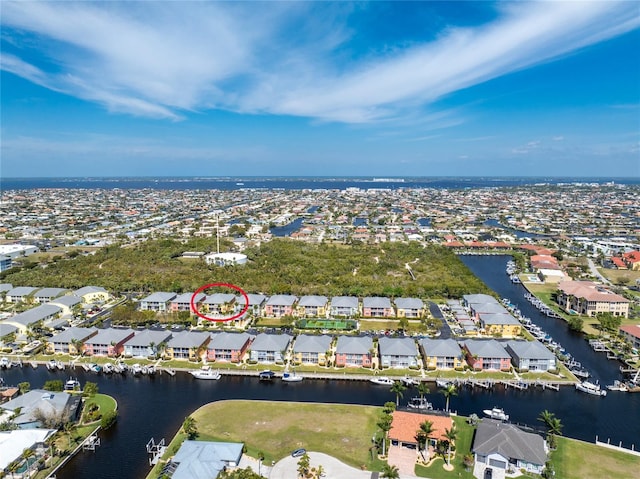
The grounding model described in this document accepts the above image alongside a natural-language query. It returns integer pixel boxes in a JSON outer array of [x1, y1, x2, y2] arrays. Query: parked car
[[291, 448, 306, 458]]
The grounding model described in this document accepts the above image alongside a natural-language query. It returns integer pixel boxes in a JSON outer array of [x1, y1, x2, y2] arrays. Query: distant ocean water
[[1, 176, 638, 191]]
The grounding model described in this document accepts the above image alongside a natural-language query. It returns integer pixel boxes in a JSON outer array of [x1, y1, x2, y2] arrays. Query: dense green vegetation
[[2, 239, 489, 298]]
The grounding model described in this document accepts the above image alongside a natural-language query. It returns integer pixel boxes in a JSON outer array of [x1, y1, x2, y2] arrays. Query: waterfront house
[[203, 293, 236, 316], [619, 324, 640, 350], [622, 251, 640, 270], [296, 295, 329, 317], [170, 441, 244, 479], [0, 429, 57, 472], [84, 328, 136, 357], [122, 330, 172, 358], [263, 295, 297, 318], [139, 292, 177, 312], [462, 294, 498, 309], [394, 298, 424, 318], [206, 332, 253, 363], [389, 411, 452, 459], [362, 297, 395, 318], [5, 286, 38, 304], [505, 340, 557, 372], [556, 280, 629, 318], [329, 296, 359, 317], [249, 333, 292, 363], [420, 338, 465, 370], [1, 389, 80, 429], [170, 293, 205, 313], [0, 323, 18, 340], [236, 293, 266, 316], [5, 304, 62, 334], [378, 336, 419, 368], [472, 419, 548, 478], [478, 312, 522, 338], [335, 336, 373, 367], [73, 286, 111, 304], [462, 340, 511, 371], [47, 327, 98, 354], [292, 334, 332, 365], [33, 288, 69, 304], [165, 331, 211, 361]]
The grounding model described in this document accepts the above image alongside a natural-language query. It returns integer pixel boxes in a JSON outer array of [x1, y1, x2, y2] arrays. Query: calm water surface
[[1, 255, 638, 478]]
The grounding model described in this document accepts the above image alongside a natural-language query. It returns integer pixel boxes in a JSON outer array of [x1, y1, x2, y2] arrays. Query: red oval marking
[[191, 283, 249, 323]]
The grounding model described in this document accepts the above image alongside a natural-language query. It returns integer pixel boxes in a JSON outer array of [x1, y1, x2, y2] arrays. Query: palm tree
[[415, 420, 433, 460], [441, 383, 457, 412], [417, 381, 430, 401], [377, 415, 393, 456], [390, 381, 407, 407], [444, 424, 457, 466], [538, 410, 563, 436], [381, 463, 400, 479], [182, 416, 198, 439]]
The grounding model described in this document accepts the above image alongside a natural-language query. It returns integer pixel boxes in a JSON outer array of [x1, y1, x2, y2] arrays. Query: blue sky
[[1, 1, 639, 178]]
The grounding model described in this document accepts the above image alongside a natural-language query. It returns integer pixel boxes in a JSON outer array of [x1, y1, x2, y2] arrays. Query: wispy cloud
[[1, 1, 638, 123]]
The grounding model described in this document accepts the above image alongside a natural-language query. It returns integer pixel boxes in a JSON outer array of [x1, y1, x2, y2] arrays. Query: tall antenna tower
[[216, 213, 220, 254]]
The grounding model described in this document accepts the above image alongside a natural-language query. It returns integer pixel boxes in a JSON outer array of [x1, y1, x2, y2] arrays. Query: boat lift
[[146, 438, 167, 466]]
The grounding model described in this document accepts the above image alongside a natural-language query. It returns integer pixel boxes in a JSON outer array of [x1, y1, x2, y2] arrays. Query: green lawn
[[551, 436, 640, 479], [82, 393, 117, 424]]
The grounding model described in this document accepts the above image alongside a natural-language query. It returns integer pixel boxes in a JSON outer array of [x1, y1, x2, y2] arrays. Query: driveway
[[268, 451, 422, 479]]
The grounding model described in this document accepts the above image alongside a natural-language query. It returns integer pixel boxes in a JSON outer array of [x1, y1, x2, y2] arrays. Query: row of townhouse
[[0, 286, 112, 336], [138, 292, 427, 318], [45, 327, 556, 371], [460, 294, 523, 338], [0, 284, 110, 305]]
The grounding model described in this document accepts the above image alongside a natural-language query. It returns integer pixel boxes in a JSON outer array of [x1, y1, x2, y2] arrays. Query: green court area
[[297, 319, 356, 330]]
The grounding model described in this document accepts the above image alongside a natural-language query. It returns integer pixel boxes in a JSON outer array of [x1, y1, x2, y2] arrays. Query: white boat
[[575, 380, 607, 397], [370, 376, 394, 386], [407, 397, 433, 410], [56, 360, 66, 370], [190, 366, 221, 380], [46, 359, 58, 371], [483, 407, 509, 421], [131, 363, 143, 375], [401, 376, 419, 386], [606, 380, 628, 392], [0, 357, 11, 369], [102, 363, 114, 374], [282, 371, 303, 382], [435, 378, 451, 388], [64, 377, 80, 391], [259, 370, 275, 381], [89, 363, 102, 374], [570, 368, 590, 379]]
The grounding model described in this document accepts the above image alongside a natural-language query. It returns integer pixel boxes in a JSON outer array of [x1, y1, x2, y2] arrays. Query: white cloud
[[1, 1, 638, 123], [553, 136, 565, 141]]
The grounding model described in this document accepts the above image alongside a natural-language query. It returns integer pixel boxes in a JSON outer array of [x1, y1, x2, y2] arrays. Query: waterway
[[269, 218, 304, 237], [1, 255, 639, 478]]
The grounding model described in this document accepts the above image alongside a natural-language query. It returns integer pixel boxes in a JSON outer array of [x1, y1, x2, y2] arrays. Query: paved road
[[428, 302, 452, 339], [587, 258, 612, 286], [268, 452, 422, 479]]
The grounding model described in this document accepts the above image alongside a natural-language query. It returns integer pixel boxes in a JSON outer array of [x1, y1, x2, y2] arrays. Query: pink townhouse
[[362, 297, 395, 318], [462, 339, 511, 371], [83, 328, 135, 357], [335, 336, 373, 368], [263, 295, 297, 318], [206, 332, 253, 363], [170, 292, 205, 314]]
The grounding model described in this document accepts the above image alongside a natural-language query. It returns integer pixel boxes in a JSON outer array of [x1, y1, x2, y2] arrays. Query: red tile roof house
[[83, 328, 135, 357], [170, 292, 205, 313], [335, 336, 373, 368], [622, 251, 640, 270], [556, 280, 630, 318], [619, 324, 640, 350], [389, 411, 453, 461], [462, 340, 512, 371], [362, 296, 395, 318], [610, 256, 627, 269], [206, 332, 253, 363], [263, 295, 297, 318]]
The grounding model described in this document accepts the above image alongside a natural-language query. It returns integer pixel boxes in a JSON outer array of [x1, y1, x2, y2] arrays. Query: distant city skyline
[[1, 1, 639, 178]]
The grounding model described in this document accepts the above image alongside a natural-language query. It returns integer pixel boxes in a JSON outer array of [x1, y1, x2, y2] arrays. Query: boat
[[606, 380, 628, 392], [102, 363, 114, 374], [407, 397, 433, 410], [89, 363, 102, 374], [64, 377, 80, 391], [483, 407, 509, 421], [259, 370, 275, 381], [190, 366, 221, 380], [369, 376, 394, 386], [131, 363, 143, 375], [575, 380, 607, 397], [435, 378, 451, 388], [46, 359, 58, 371], [56, 360, 66, 370], [282, 371, 303, 383], [0, 357, 11, 369], [400, 376, 419, 387]]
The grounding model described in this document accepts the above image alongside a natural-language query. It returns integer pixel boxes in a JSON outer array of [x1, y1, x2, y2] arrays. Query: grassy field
[[597, 267, 640, 286], [82, 393, 117, 424], [192, 400, 381, 466], [551, 436, 640, 479]]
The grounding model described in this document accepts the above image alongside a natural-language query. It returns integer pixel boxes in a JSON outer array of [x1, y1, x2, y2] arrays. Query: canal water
[[1, 255, 638, 478]]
